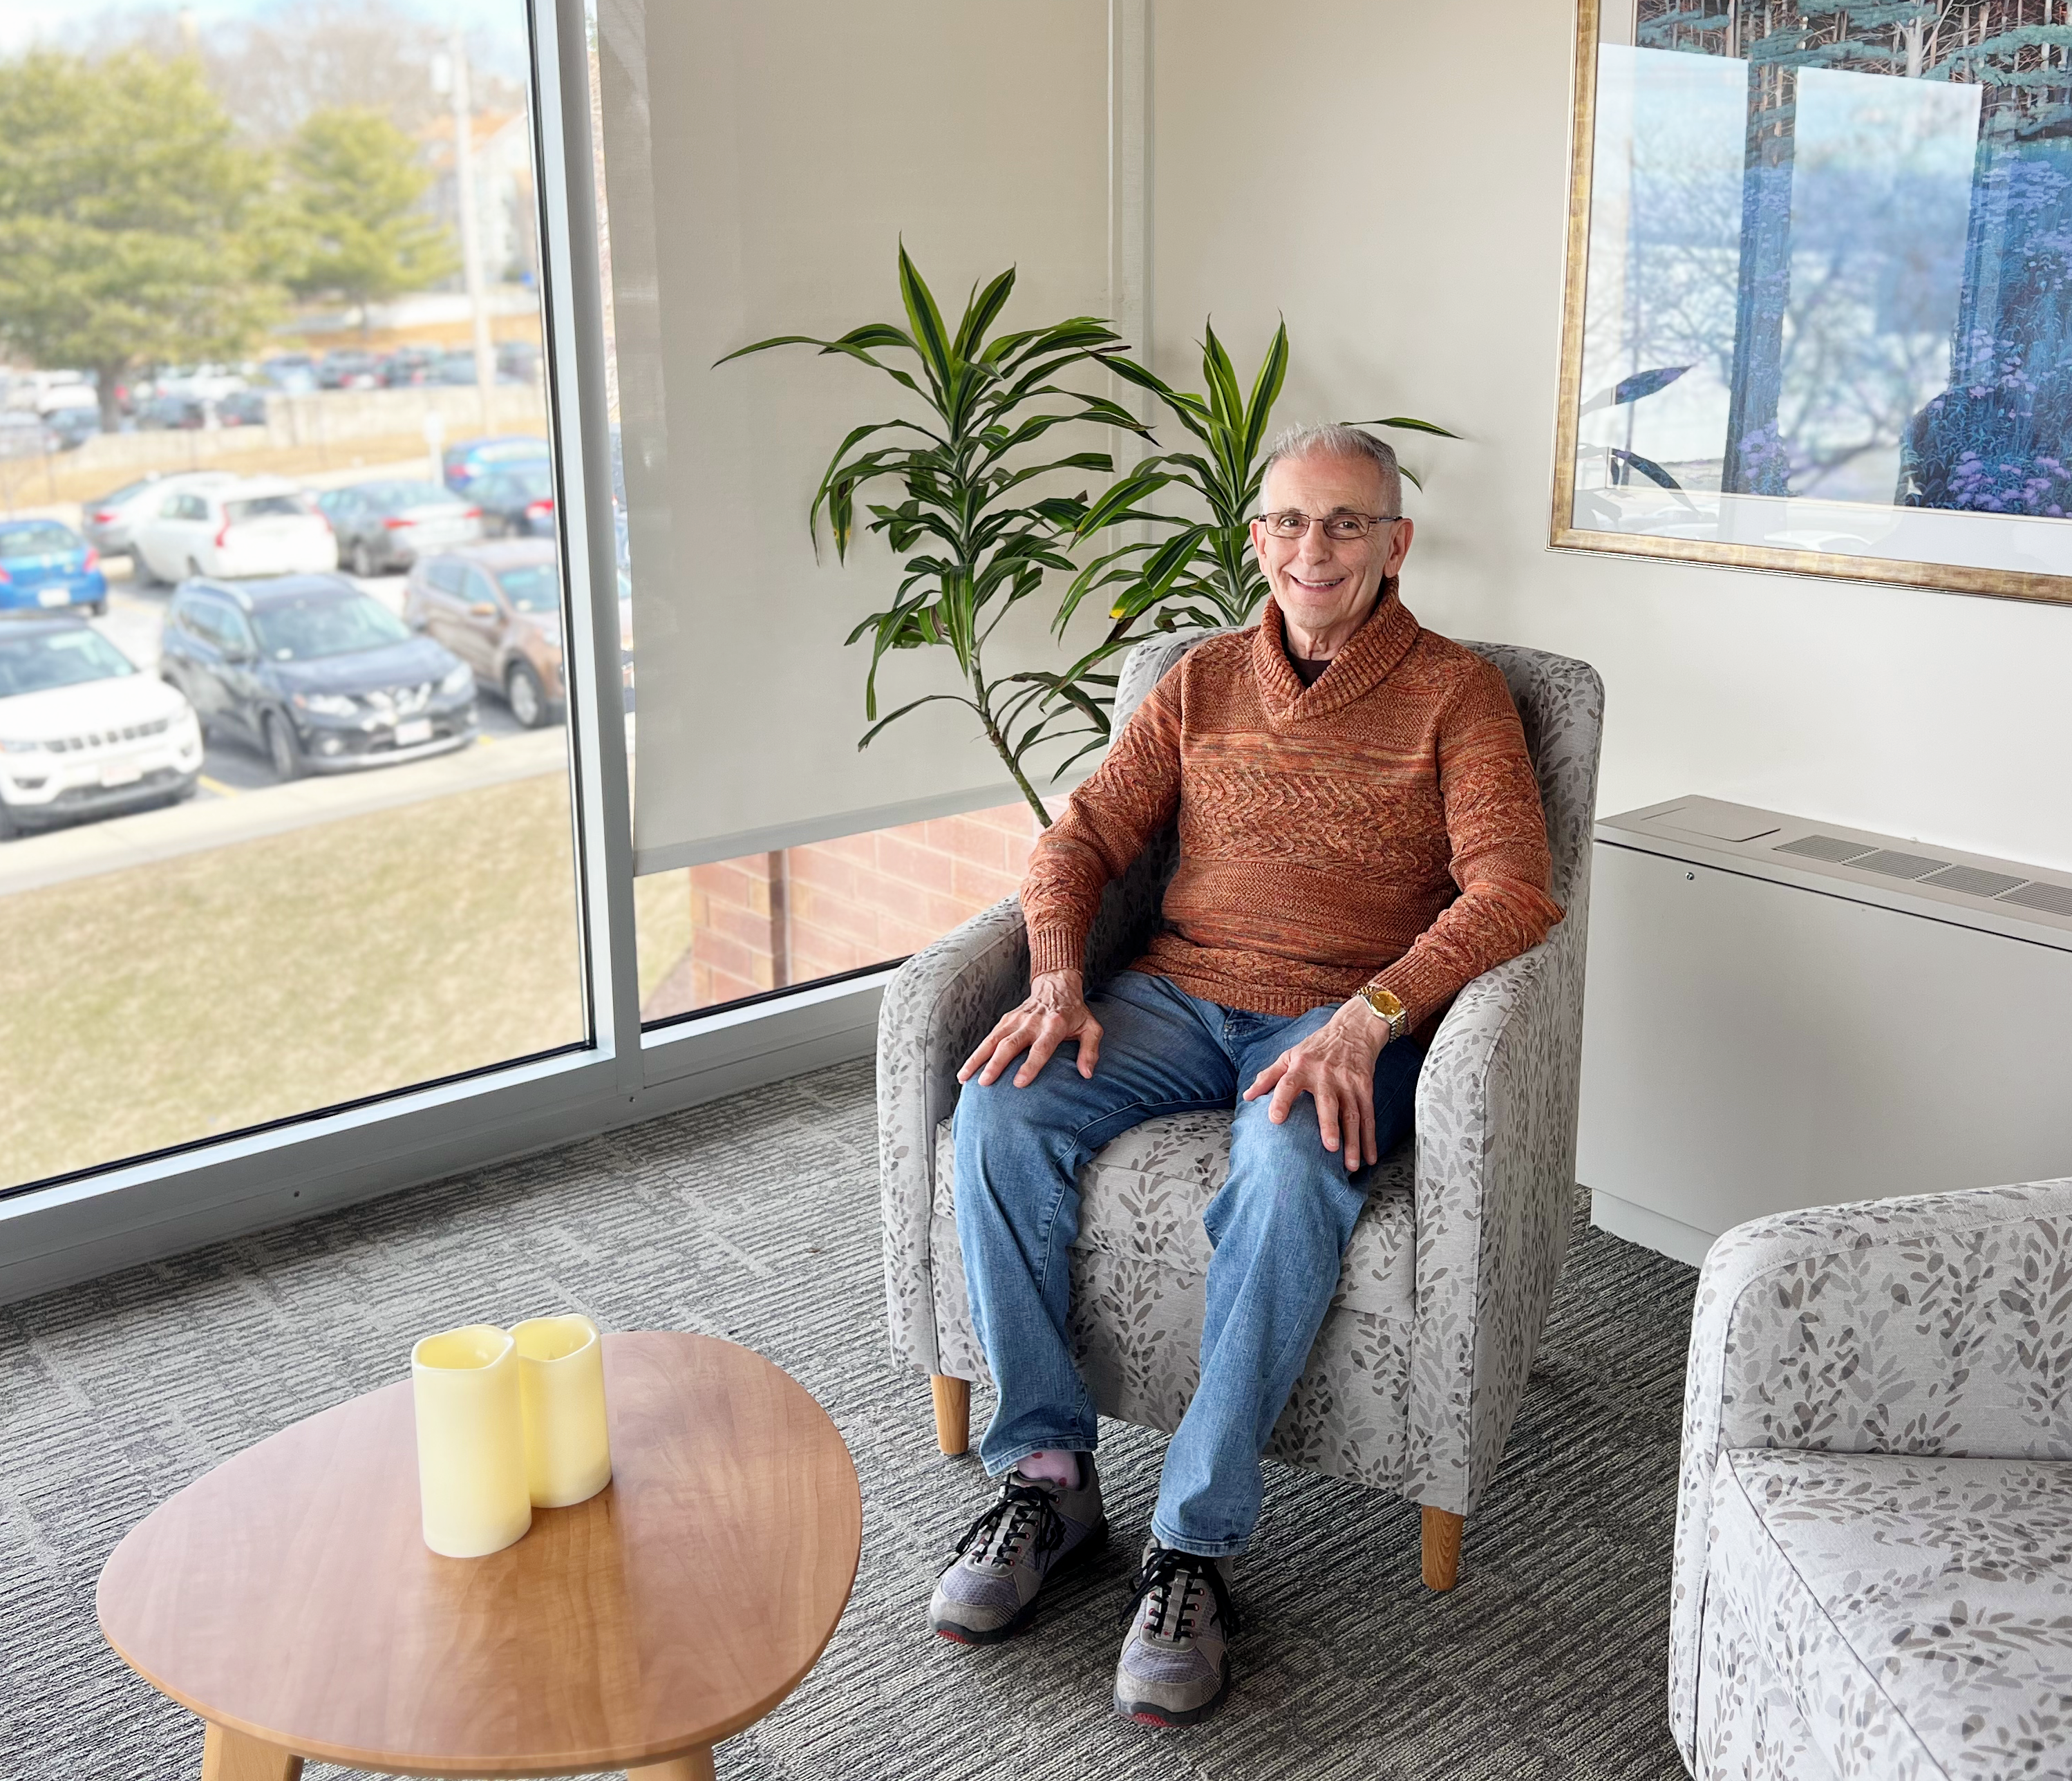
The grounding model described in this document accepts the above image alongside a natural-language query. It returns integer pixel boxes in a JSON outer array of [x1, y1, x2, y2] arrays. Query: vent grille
[[1921, 865, 2028, 899], [1999, 880, 2072, 919], [1850, 849, 1950, 880], [1774, 834, 1875, 864]]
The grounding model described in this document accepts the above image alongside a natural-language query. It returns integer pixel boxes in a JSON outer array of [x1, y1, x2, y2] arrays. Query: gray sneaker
[[928, 1457, 1106, 1644], [1113, 1538, 1239, 1727]]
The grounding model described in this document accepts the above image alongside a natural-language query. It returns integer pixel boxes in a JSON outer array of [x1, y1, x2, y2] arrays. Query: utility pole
[[446, 21, 498, 422]]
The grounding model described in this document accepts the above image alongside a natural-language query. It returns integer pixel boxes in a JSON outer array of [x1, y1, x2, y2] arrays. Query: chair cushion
[[932, 1111, 1416, 1321], [1707, 1447, 2072, 1781]]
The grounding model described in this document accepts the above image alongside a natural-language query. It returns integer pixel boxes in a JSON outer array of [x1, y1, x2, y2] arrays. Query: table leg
[[200, 1722, 303, 1781], [628, 1751, 715, 1781]]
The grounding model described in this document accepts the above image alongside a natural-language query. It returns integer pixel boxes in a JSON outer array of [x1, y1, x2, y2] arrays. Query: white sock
[[1016, 1449, 1081, 1488]]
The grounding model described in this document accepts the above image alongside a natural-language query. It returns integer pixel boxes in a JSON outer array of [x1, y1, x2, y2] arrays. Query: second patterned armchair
[[876, 628, 1605, 1589]]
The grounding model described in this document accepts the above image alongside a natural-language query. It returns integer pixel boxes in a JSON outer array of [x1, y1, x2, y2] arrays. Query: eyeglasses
[[1255, 509, 1400, 543]]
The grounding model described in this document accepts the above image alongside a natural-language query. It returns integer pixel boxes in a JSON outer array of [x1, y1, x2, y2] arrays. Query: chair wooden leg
[[1421, 1506, 1464, 1592], [931, 1375, 971, 1455]]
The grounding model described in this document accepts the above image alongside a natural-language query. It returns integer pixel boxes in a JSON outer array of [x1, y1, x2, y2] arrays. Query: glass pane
[[0, 1, 587, 1192], [637, 802, 1042, 1021], [1568, 6, 2072, 582]]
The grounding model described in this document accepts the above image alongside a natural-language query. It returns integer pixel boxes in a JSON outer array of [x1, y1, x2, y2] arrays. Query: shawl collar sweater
[[1021, 587, 1563, 1028]]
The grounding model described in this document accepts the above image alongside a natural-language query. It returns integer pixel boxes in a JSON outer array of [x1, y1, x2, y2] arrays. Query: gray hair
[[1259, 423, 1402, 518]]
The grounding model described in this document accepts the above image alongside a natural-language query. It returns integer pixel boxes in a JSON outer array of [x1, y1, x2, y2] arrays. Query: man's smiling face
[[1250, 451, 1413, 648]]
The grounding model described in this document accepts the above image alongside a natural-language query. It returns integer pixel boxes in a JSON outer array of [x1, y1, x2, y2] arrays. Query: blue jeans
[[952, 969, 1424, 1558]]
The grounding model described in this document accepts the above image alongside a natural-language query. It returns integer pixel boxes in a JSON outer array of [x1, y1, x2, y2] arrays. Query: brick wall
[[643, 800, 1048, 1018]]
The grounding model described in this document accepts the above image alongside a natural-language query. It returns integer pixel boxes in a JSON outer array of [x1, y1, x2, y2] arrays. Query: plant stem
[[972, 668, 1054, 829]]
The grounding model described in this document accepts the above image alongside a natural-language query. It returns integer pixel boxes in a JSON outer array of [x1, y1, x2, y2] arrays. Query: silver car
[[82, 471, 236, 559], [316, 480, 487, 578]]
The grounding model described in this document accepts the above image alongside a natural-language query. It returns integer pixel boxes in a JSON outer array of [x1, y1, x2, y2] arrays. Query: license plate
[[395, 718, 433, 745], [37, 587, 68, 607], [100, 762, 142, 787]]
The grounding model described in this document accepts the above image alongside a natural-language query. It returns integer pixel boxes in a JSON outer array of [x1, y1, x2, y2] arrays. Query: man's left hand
[[1241, 999, 1388, 1172]]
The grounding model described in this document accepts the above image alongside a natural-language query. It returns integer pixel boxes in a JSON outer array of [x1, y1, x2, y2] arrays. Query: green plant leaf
[[896, 241, 957, 388], [953, 265, 1017, 360], [1241, 321, 1289, 462], [1349, 414, 1460, 439]]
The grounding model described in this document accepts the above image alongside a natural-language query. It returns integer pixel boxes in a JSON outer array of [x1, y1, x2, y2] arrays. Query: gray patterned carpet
[[1, 1059, 1698, 1780]]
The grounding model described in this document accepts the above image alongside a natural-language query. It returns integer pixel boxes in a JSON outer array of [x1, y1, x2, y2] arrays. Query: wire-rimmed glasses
[[1255, 509, 1400, 543]]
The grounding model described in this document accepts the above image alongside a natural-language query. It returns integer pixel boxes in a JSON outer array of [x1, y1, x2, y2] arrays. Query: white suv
[[0, 620, 203, 837], [134, 475, 338, 584]]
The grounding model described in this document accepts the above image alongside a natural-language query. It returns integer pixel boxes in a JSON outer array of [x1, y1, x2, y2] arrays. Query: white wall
[[1147, 1, 2072, 872]]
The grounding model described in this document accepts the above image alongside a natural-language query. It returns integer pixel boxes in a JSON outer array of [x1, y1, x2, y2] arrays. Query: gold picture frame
[[1550, 0, 2072, 608]]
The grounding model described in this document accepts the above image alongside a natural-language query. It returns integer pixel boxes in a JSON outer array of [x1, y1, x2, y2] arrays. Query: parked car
[[0, 520, 108, 617], [44, 407, 102, 451], [133, 476, 338, 585], [160, 575, 477, 779], [406, 540, 581, 728], [0, 411, 47, 460], [318, 350, 379, 390], [430, 350, 527, 387], [216, 390, 270, 427], [0, 619, 202, 838], [496, 339, 543, 384], [471, 464, 555, 538], [82, 471, 236, 560], [442, 435, 551, 494], [148, 365, 245, 403], [258, 353, 319, 393], [375, 346, 442, 387], [135, 394, 207, 431], [315, 480, 484, 577]]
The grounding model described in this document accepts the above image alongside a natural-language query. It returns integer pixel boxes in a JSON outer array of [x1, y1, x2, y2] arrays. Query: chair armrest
[[875, 896, 1030, 1375], [1404, 919, 1588, 1521], [1668, 1176, 2072, 1764]]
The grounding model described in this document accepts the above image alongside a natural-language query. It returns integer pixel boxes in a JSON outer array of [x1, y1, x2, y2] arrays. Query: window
[[427, 559, 469, 596], [0, 0, 589, 1198]]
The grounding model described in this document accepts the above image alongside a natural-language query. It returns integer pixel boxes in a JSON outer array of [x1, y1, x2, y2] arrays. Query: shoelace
[[950, 1480, 1067, 1572], [1122, 1544, 1242, 1641]]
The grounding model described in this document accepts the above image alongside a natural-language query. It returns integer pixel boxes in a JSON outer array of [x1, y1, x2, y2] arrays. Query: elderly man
[[928, 424, 1561, 1726]]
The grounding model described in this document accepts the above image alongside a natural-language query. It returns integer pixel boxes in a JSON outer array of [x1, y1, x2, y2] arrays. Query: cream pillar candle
[[511, 1314, 612, 1508], [411, 1323, 532, 1558]]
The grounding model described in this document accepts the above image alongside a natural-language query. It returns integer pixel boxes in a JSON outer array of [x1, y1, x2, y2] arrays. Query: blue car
[[442, 435, 551, 495], [0, 520, 108, 618]]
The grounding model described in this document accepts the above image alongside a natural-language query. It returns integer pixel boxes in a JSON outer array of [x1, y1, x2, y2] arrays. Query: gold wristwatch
[[1359, 984, 1409, 1043]]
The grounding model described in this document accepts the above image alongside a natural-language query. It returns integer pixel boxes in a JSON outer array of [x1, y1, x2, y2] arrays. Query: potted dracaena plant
[[717, 246, 1153, 827], [1052, 319, 1453, 692]]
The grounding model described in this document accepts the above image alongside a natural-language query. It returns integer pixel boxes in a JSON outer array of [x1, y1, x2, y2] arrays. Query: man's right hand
[[957, 969, 1104, 1088]]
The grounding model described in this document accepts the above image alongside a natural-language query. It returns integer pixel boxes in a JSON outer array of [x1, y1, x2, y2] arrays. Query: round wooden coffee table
[[97, 1332, 860, 1781]]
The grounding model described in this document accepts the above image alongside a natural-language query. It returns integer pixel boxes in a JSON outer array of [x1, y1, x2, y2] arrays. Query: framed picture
[[1553, 0, 2072, 606]]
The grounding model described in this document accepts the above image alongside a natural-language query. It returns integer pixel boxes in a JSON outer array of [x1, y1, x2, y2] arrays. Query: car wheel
[[88, 599, 107, 618], [185, 557, 204, 582], [350, 540, 376, 578], [506, 660, 549, 728], [263, 712, 305, 782], [131, 552, 160, 589], [0, 796, 17, 841]]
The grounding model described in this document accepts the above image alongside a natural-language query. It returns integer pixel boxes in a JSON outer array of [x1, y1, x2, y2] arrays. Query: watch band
[[1360, 984, 1409, 1042]]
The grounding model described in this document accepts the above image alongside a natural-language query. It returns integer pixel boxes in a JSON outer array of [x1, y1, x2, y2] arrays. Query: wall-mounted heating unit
[[1579, 796, 2072, 1267]]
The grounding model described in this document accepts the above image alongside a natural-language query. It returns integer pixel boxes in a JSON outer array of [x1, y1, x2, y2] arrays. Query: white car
[[0, 619, 203, 837], [82, 470, 239, 559], [133, 475, 339, 585]]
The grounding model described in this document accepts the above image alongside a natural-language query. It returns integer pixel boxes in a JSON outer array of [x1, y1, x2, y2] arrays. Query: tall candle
[[511, 1314, 612, 1508], [411, 1324, 532, 1558]]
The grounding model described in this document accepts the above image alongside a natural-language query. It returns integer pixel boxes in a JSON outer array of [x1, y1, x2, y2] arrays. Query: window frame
[[0, 0, 893, 1303]]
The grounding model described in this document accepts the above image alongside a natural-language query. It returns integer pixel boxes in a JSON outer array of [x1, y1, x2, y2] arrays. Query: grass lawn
[[0, 772, 694, 1193]]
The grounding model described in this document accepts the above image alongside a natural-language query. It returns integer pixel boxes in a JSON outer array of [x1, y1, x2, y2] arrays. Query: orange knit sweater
[[1021, 589, 1564, 1028]]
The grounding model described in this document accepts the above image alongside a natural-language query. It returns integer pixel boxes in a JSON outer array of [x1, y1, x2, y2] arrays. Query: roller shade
[[597, 0, 1131, 874]]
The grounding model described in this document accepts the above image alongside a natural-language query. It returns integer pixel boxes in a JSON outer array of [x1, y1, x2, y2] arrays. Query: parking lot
[[0, 449, 591, 882], [93, 557, 540, 797]]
